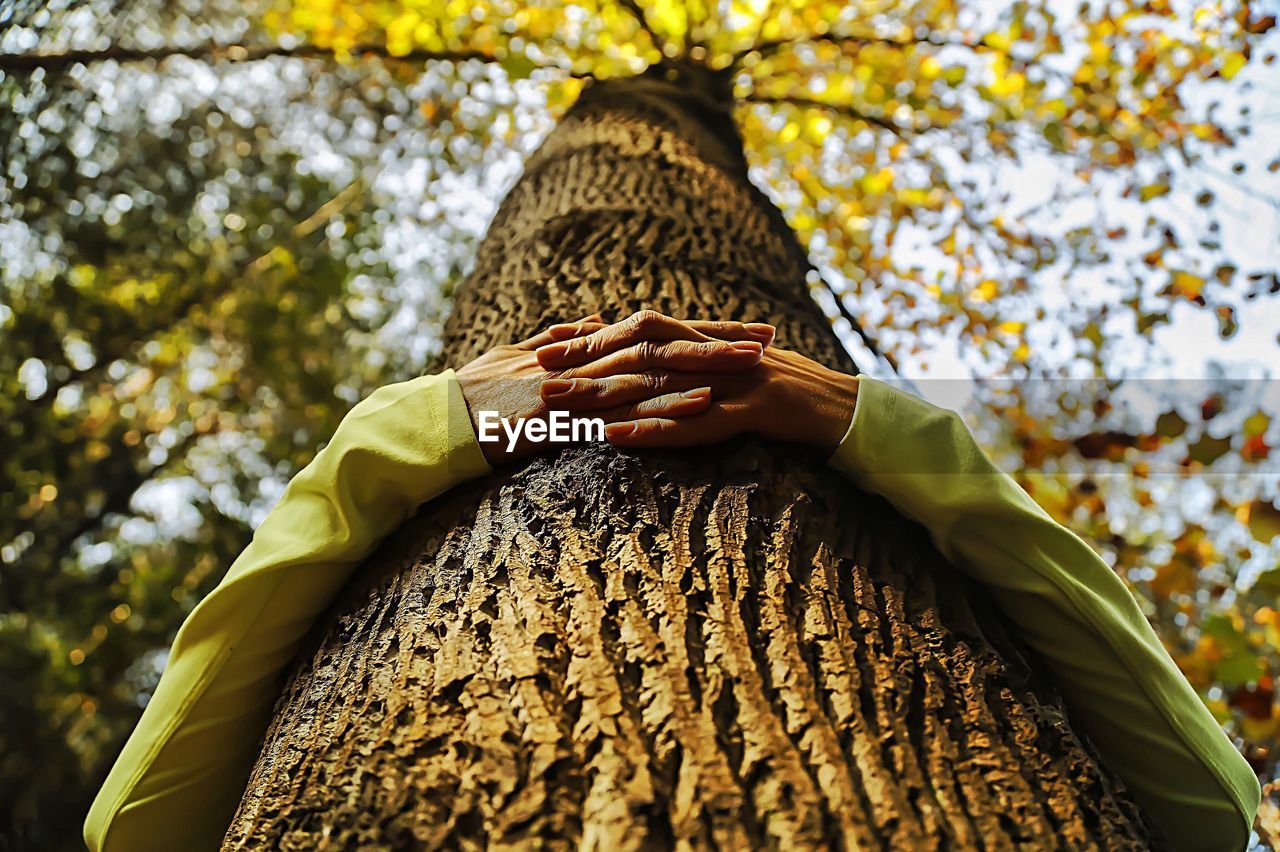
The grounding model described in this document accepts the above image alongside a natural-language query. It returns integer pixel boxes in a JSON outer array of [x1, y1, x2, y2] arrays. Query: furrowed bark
[[226, 65, 1154, 850]]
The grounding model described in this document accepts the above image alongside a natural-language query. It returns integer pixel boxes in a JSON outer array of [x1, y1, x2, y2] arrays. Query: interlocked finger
[[682, 319, 775, 346], [541, 372, 715, 411], [604, 402, 746, 447], [516, 314, 605, 350], [595, 388, 712, 423], [558, 338, 763, 380], [536, 310, 773, 370]]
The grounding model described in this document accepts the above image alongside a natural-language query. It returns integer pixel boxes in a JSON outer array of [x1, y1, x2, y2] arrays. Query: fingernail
[[537, 342, 568, 360], [542, 378, 576, 396], [745, 322, 774, 340], [606, 422, 637, 439], [731, 341, 763, 353], [681, 387, 710, 399]]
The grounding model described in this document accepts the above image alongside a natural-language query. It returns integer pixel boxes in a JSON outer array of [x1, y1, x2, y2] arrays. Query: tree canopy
[[2, 0, 1278, 846]]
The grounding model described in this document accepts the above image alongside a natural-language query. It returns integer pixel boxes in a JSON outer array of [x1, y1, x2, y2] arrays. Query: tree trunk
[[225, 66, 1154, 850]]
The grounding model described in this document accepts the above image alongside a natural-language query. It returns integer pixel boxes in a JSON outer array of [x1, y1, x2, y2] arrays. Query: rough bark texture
[[226, 66, 1155, 849]]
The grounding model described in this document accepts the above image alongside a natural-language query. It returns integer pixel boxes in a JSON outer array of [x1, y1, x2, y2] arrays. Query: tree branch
[[826, 282, 905, 379], [0, 186, 361, 599], [739, 31, 926, 64], [744, 94, 910, 137], [0, 41, 501, 74], [749, 0, 780, 48], [616, 0, 669, 57], [16, 180, 364, 416], [736, 29, 992, 67]]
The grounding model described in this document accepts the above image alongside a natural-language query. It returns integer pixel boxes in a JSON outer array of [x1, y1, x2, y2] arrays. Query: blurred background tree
[[1, 0, 1278, 847]]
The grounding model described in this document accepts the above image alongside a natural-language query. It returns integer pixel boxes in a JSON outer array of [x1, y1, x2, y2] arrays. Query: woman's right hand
[[456, 312, 776, 464]]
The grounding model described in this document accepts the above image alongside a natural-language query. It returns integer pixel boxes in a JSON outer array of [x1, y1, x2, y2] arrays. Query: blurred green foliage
[[2, 0, 1279, 848]]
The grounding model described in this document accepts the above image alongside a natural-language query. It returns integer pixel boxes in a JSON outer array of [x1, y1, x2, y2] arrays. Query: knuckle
[[640, 372, 666, 392], [634, 340, 659, 362], [633, 309, 663, 329], [666, 340, 694, 358]]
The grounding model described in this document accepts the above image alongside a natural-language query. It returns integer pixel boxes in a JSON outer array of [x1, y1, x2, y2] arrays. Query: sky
[[828, 18, 1280, 421]]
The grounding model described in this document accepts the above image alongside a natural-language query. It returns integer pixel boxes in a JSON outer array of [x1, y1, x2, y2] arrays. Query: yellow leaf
[[984, 31, 1012, 51], [1139, 183, 1170, 201], [1169, 270, 1205, 299], [988, 69, 1025, 98], [385, 11, 420, 55], [1221, 52, 1247, 80], [804, 114, 832, 143], [862, 167, 893, 195]]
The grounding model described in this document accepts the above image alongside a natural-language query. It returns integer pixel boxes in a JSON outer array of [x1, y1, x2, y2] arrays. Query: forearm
[[86, 371, 490, 851], [826, 377, 1259, 850]]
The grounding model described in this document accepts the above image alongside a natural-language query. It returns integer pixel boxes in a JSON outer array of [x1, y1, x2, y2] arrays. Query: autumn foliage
[[1, 0, 1278, 847]]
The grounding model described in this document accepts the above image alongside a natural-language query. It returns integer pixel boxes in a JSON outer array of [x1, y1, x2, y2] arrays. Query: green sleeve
[[84, 370, 491, 852], [827, 376, 1259, 852]]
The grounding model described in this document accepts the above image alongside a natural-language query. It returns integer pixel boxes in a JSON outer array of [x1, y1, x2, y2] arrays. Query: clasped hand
[[456, 310, 859, 465]]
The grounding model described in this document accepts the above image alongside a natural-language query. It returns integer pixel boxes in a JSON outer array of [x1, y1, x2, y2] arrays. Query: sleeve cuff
[[434, 368, 493, 485], [826, 375, 894, 479]]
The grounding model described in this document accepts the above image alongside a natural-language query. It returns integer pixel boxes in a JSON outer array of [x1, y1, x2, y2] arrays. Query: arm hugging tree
[[12, 2, 1267, 849], [226, 65, 1156, 849]]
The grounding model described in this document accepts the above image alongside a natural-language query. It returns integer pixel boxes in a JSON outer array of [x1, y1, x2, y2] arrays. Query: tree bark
[[226, 66, 1154, 850]]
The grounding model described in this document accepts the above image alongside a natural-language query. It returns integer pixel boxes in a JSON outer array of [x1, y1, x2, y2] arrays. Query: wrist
[[808, 370, 859, 454], [455, 366, 510, 466]]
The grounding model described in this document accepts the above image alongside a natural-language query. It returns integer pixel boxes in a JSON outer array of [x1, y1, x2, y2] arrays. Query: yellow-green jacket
[[85, 371, 1260, 851]]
